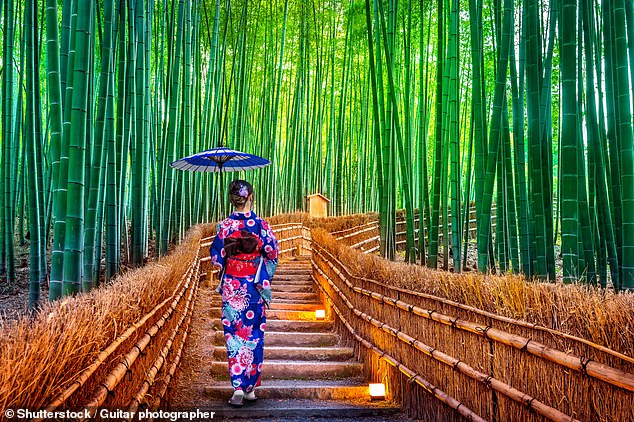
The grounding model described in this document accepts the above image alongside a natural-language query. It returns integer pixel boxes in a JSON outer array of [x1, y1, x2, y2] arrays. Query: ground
[[0, 241, 47, 321], [0, 234, 162, 323]]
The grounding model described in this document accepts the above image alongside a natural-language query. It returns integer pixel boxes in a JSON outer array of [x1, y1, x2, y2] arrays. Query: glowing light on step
[[315, 309, 326, 320], [369, 383, 386, 400]]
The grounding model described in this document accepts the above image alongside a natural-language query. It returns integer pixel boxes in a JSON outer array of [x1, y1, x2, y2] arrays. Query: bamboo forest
[[2, 1, 634, 420], [0, 0, 633, 312]]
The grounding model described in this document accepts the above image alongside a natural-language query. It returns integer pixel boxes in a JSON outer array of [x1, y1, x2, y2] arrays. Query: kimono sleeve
[[260, 219, 279, 278], [209, 223, 226, 270]]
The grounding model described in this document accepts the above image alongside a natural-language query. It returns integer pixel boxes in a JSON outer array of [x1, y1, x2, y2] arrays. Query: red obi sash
[[224, 230, 263, 277]]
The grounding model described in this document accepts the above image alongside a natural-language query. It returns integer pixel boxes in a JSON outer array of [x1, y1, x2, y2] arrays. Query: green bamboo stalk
[[160, 0, 185, 254], [2, 0, 16, 284], [559, 0, 579, 283], [62, 0, 94, 296], [50, 0, 78, 300], [477, 0, 513, 273], [448, 0, 461, 272], [610, 0, 634, 289], [509, 8, 531, 276], [25, 0, 46, 310], [132, 0, 148, 266], [583, 0, 619, 287], [428, 0, 444, 269]]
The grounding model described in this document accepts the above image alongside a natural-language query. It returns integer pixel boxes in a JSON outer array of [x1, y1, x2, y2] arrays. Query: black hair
[[228, 179, 254, 208]]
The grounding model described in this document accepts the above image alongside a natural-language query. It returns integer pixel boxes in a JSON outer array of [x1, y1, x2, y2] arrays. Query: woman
[[209, 179, 279, 407]]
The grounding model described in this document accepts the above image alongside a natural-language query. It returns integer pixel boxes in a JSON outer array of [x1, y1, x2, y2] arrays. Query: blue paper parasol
[[169, 147, 271, 215], [169, 147, 271, 172]]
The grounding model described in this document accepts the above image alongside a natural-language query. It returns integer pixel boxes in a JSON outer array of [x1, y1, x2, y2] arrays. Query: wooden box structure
[[306, 193, 330, 218]]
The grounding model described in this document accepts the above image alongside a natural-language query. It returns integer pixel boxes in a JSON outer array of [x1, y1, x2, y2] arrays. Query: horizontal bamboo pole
[[126, 273, 199, 418], [80, 257, 198, 417], [335, 224, 379, 241], [350, 235, 380, 250], [363, 244, 380, 254], [311, 270, 487, 422], [277, 234, 306, 243], [329, 221, 379, 236], [313, 266, 579, 422], [35, 253, 199, 418], [313, 242, 634, 365]]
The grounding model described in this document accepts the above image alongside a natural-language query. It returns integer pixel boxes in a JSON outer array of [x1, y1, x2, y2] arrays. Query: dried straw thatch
[[312, 228, 634, 355]]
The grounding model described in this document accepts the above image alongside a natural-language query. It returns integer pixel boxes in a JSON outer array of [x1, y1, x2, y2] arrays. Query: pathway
[[168, 256, 407, 420]]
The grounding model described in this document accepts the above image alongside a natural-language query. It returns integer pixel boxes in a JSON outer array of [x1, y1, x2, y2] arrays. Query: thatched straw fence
[[310, 220, 634, 422], [0, 224, 214, 416], [0, 214, 306, 418]]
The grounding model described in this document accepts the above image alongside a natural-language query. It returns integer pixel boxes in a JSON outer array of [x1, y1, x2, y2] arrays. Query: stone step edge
[[212, 345, 354, 361], [196, 403, 400, 420], [203, 383, 370, 400]]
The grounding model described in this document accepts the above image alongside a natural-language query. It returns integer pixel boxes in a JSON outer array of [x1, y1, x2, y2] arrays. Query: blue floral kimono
[[209, 211, 279, 393]]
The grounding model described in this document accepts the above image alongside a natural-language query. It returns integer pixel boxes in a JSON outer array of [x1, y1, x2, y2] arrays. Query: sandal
[[244, 391, 257, 402], [228, 391, 244, 407]]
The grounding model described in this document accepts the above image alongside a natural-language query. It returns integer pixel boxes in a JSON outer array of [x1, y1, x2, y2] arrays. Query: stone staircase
[[204, 256, 403, 420]]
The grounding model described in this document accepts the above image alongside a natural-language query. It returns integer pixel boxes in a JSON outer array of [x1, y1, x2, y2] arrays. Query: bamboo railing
[[311, 222, 634, 421], [332, 205, 498, 255], [31, 247, 202, 421]]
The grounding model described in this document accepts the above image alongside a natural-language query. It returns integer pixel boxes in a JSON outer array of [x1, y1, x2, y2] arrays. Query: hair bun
[[228, 179, 254, 208]]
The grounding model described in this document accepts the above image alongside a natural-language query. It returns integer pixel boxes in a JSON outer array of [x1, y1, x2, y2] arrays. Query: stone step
[[271, 274, 312, 283], [278, 261, 311, 267], [272, 292, 318, 301], [210, 360, 362, 379], [271, 284, 314, 293], [210, 308, 319, 321], [271, 297, 320, 304], [204, 379, 368, 401], [193, 398, 399, 420], [211, 319, 332, 333], [263, 319, 333, 332], [210, 302, 321, 312], [213, 331, 339, 347], [274, 269, 313, 276], [213, 346, 354, 361]]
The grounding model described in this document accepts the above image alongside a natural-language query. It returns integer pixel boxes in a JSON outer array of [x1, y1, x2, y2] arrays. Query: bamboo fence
[[310, 222, 634, 422]]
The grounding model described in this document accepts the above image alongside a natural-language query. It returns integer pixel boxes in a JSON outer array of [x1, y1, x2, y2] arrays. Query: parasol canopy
[[169, 147, 271, 172]]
